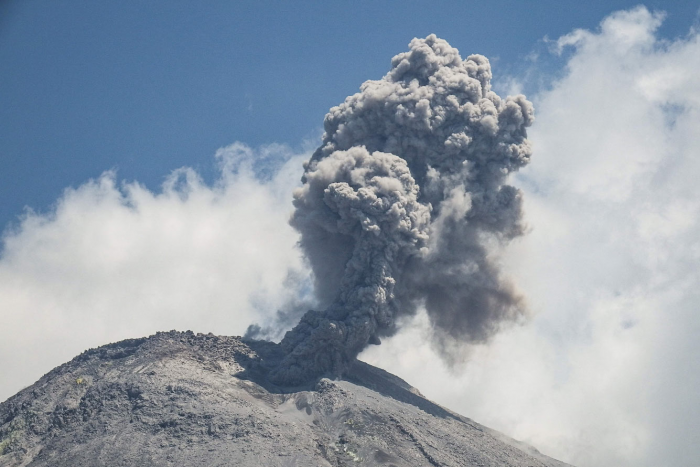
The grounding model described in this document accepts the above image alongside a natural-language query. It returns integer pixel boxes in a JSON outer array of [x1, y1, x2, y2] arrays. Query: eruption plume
[[269, 34, 534, 385]]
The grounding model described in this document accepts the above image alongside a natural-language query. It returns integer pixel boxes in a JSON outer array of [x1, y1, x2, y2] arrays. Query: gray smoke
[[269, 34, 534, 386]]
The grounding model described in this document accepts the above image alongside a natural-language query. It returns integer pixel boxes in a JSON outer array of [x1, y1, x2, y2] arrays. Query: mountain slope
[[0, 331, 570, 467]]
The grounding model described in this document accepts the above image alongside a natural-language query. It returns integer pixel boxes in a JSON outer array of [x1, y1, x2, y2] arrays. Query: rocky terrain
[[0, 331, 570, 466]]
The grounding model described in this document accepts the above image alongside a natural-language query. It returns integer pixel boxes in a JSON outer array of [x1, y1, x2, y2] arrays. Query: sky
[[2, 2, 700, 466]]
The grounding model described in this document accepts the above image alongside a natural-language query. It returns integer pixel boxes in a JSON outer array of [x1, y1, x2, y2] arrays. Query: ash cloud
[[270, 35, 534, 385]]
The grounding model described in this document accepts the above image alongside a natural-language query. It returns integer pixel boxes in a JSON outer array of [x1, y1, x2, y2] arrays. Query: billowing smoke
[[269, 34, 534, 386]]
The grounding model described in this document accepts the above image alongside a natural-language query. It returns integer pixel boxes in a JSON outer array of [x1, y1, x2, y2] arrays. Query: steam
[[269, 34, 534, 385]]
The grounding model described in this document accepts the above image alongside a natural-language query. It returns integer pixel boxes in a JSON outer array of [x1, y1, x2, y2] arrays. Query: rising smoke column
[[270, 35, 534, 385]]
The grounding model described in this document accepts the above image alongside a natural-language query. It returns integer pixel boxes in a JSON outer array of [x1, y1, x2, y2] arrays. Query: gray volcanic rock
[[0, 331, 570, 466]]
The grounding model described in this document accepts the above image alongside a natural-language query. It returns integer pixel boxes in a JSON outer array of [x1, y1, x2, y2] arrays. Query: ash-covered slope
[[0, 332, 570, 467]]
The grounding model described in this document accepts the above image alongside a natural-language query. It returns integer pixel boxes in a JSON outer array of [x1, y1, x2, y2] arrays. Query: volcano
[[0, 331, 570, 467]]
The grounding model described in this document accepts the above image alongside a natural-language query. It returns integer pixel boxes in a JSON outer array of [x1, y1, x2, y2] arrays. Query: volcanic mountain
[[0, 331, 570, 466]]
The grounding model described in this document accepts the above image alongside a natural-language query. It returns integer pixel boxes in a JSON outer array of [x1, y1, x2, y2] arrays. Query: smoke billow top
[[268, 35, 534, 386]]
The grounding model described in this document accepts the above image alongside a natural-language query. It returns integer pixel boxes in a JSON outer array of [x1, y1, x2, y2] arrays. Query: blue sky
[[3, 3, 700, 467], [1, 0, 697, 230]]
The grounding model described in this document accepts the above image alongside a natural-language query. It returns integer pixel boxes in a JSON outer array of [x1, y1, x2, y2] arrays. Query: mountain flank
[[0, 331, 570, 467]]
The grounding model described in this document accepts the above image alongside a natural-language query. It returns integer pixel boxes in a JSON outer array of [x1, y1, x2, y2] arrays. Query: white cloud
[[0, 143, 309, 402], [362, 6, 700, 467]]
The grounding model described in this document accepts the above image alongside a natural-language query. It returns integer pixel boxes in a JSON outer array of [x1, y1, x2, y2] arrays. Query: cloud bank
[[361, 7, 700, 467], [0, 143, 310, 402]]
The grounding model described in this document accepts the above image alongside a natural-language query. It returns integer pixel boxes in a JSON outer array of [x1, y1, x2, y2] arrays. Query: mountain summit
[[0, 331, 569, 466]]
